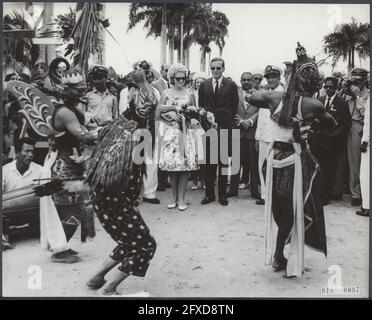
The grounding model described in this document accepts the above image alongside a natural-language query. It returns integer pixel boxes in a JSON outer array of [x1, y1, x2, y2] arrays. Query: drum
[[2, 184, 40, 215]]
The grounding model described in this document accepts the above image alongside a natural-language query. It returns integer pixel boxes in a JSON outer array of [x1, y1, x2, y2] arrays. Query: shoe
[[239, 183, 248, 190], [323, 199, 330, 206], [164, 181, 171, 188], [66, 248, 79, 255], [251, 193, 262, 200], [356, 208, 369, 217], [219, 198, 228, 206], [255, 199, 265, 205], [167, 203, 177, 209], [201, 196, 215, 205], [226, 191, 238, 198], [143, 197, 160, 204], [178, 204, 188, 211], [2, 241, 14, 251], [351, 198, 362, 207], [272, 258, 287, 272], [157, 185, 165, 191], [51, 251, 81, 264]]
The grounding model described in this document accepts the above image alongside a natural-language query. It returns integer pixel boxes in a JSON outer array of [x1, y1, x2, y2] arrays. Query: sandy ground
[[2, 186, 369, 298]]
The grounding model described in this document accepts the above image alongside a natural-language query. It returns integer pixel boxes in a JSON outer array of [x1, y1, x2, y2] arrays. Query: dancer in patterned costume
[[248, 43, 337, 277], [86, 70, 157, 295]]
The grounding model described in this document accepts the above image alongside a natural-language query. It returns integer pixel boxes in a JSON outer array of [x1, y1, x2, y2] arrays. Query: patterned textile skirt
[[92, 164, 156, 277], [264, 142, 327, 255], [51, 149, 86, 206], [158, 121, 200, 172]]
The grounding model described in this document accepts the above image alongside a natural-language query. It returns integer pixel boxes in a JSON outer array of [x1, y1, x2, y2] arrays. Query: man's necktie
[[325, 97, 331, 111], [214, 80, 219, 96]]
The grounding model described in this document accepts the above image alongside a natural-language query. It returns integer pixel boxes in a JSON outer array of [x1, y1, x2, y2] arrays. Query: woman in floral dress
[[156, 64, 200, 211]]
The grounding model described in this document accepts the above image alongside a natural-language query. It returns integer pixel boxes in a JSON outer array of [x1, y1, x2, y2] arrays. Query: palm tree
[[192, 9, 229, 72], [67, 3, 109, 73], [3, 10, 39, 68], [323, 17, 370, 73], [127, 3, 229, 71]]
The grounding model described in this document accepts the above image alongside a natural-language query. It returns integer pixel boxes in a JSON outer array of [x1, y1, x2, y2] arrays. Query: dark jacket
[[319, 94, 352, 145], [198, 77, 239, 129], [234, 88, 259, 139]]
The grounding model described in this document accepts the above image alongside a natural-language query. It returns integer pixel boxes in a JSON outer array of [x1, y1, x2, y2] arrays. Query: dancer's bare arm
[[301, 97, 337, 129], [55, 108, 97, 145], [249, 91, 283, 114]]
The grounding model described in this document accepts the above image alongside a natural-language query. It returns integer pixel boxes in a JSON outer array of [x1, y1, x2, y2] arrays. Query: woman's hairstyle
[[167, 63, 188, 85], [132, 69, 146, 84]]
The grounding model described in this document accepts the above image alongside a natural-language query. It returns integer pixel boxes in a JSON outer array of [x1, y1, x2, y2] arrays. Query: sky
[[3, 2, 370, 83]]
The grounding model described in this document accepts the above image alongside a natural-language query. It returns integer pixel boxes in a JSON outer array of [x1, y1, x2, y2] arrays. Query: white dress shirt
[[324, 93, 337, 110], [213, 77, 223, 92], [2, 160, 42, 193]]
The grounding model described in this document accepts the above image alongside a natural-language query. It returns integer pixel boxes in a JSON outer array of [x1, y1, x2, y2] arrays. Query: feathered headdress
[[271, 42, 319, 128]]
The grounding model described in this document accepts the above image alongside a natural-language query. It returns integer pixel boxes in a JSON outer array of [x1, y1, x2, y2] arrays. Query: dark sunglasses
[[324, 85, 335, 89], [175, 77, 186, 81], [211, 67, 222, 71], [241, 78, 252, 82], [253, 77, 263, 81]]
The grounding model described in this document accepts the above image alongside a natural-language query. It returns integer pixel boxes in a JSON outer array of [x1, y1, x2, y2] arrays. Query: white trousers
[[360, 148, 369, 209], [143, 155, 158, 199], [258, 140, 271, 200]]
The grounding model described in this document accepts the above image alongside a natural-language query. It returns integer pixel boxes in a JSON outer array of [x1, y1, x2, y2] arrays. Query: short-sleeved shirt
[[85, 88, 118, 125], [2, 160, 42, 193]]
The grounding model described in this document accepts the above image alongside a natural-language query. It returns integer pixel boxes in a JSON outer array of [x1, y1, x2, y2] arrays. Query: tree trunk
[[184, 47, 190, 69], [168, 36, 174, 65], [177, 48, 181, 63], [39, 2, 55, 65], [160, 3, 167, 65], [351, 47, 355, 69], [200, 49, 206, 72], [208, 52, 211, 76]]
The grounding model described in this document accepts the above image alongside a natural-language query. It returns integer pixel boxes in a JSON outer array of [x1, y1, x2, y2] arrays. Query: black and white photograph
[[1, 1, 370, 299]]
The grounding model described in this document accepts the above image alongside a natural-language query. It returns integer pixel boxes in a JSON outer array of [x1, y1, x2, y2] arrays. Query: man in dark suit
[[198, 57, 239, 206], [227, 72, 261, 200], [310, 76, 352, 204]]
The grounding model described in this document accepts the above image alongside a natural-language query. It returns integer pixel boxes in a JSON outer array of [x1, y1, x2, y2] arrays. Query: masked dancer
[[248, 43, 337, 277], [86, 69, 157, 296]]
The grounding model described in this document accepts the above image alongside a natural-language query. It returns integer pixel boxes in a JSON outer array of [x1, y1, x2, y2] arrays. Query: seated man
[[2, 137, 42, 246]]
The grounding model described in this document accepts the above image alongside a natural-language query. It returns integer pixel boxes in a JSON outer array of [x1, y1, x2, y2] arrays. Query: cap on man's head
[[351, 68, 369, 79], [264, 65, 282, 78], [90, 65, 108, 80]]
